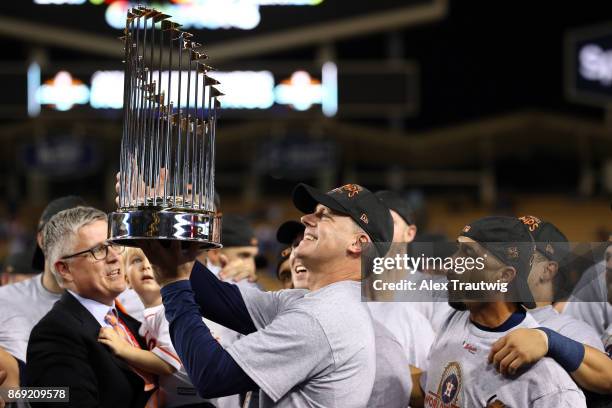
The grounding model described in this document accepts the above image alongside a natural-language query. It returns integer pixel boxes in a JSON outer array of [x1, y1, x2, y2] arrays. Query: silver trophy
[[109, 6, 222, 248]]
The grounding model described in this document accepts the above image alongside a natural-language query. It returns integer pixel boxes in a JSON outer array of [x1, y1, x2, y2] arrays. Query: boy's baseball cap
[[518, 215, 569, 263], [375, 190, 415, 225]]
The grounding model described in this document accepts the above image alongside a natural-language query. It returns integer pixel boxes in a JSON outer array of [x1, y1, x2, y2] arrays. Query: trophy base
[[107, 208, 222, 249]]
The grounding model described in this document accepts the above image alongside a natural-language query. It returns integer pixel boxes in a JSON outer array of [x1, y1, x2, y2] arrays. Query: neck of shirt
[[67, 290, 117, 328], [470, 308, 527, 332]]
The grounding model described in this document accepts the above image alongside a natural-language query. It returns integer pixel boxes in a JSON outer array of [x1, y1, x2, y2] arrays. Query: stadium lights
[[29, 65, 337, 115], [37, 71, 89, 111]]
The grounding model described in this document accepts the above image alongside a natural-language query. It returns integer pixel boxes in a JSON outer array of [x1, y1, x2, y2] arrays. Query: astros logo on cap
[[518, 215, 541, 232], [331, 184, 363, 198]]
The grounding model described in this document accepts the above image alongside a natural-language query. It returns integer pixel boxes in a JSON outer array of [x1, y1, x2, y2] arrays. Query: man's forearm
[[570, 345, 612, 394], [0, 347, 20, 387], [161, 280, 258, 398], [538, 328, 612, 394], [188, 261, 257, 335]]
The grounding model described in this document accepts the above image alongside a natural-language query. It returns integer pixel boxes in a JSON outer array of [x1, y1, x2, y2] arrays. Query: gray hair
[[43, 206, 107, 286]]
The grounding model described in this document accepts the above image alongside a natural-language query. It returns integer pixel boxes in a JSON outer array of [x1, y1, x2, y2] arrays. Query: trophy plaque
[[109, 6, 223, 248]]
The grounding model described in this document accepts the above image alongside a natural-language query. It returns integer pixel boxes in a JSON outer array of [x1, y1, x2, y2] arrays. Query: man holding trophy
[[105, 7, 387, 408]]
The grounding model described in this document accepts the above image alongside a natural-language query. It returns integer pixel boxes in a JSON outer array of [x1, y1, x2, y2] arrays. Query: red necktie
[[104, 310, 157, 392]]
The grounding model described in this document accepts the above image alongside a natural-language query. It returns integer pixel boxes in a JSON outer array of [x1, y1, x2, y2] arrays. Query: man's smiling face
[[294, 204, 358, 266]]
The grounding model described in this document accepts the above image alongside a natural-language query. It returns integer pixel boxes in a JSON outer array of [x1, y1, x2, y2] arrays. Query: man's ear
[[542, 261, 558, 282], [55, 261, 72, 284], [402, 225, 417, 244], [348, 234, 370, 256], [499, 266, 516, 284], [37, 231, 44, 250]]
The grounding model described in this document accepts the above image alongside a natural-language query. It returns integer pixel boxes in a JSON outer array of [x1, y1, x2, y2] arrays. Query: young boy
[[99, 247, 218, 408]]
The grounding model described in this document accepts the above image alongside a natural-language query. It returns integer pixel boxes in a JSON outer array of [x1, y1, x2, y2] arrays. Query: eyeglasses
[[62, 242, 125, 261]]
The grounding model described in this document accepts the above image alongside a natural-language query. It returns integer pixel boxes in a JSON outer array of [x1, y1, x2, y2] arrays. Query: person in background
[[374, 190, 453, 333], [0, 196, 85, 364], [368, 191, 437, 375], [275, 248, 292, 290], [275, 220, 306, 289], [517, 216, 604, 350], [0, 245, 38, 286], [413, 216, 586, 407]]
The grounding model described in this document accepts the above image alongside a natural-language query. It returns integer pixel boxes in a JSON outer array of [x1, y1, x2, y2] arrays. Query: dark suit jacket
[[26, 292, 151, 408]]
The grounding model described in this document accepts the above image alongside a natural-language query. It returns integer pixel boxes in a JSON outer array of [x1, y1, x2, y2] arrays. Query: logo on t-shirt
[[462, 341, 477, 354], [425, 361, 462, 408]]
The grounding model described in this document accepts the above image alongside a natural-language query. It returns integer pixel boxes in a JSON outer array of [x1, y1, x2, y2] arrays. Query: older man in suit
[[26, 206, 151, 408]]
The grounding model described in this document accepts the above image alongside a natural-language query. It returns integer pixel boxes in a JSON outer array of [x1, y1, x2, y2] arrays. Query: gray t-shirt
[[227, 281, 376, 408], [0, 274, 61, 361], [367, 302, 435, 371], [530, 305, 604, 351], [367, 319, 412, 408], [562, 261, 612, 337], [424, 310, 586, 408]]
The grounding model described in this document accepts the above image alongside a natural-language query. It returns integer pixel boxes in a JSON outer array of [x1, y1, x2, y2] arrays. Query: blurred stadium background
[[0, 0, 611, 286]]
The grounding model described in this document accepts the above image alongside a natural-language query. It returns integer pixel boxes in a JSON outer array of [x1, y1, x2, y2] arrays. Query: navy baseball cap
[[275, 221, 304, 279], [32, 196, 86, 270], [292, 183, 393, 256], [518, 215, 569, 263], [276, 220, 305, 245], [375, 190, 415, 225], [221, 214, 258, 247], [460, 216, 536, 309]]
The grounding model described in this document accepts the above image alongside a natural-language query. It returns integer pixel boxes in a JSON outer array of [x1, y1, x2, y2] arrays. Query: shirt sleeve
[[226, 309, 333, 402], [161, 279, 258, 398], [189, 261, 257, 335], [238, 286, 308, 330]]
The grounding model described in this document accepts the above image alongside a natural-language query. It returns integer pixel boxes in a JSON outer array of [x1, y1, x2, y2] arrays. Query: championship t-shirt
[[228, 281, 376, 408], [424, 310, 586, 408]]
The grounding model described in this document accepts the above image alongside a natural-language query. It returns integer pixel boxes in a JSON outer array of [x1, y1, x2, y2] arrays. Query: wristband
[[537, 327, 585, 372]]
